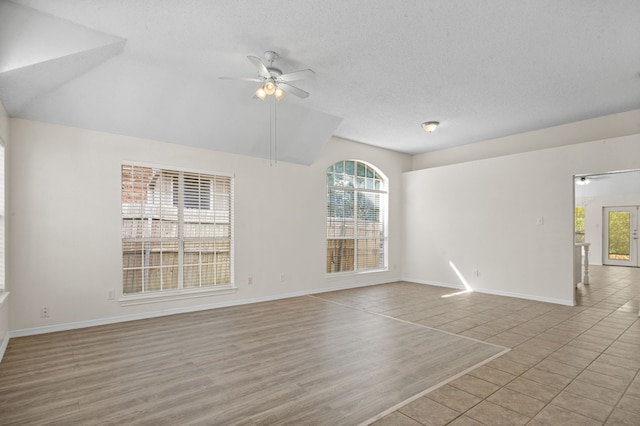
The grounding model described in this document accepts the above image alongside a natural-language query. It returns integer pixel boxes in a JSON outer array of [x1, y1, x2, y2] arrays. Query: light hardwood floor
[[1, 265, 638, 425], [0, 293, 505, 425]]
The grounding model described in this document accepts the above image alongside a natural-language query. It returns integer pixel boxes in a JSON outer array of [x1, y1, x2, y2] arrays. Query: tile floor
[[316, 265, 640, 426]]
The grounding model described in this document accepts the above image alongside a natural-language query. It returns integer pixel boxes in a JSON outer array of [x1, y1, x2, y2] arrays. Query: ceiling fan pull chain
[[269, 97, 273, 166]]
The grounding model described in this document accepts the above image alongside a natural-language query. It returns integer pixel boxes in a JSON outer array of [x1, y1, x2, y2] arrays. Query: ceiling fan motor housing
[[267, 67, 282, 78], [264, 50, 279, 64]]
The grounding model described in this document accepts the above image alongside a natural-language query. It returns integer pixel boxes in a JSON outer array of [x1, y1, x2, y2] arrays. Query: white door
[[603, 206, 639, 267]]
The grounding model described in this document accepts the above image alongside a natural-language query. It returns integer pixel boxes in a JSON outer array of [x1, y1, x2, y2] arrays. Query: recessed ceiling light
[[421, 121, 439, 133]]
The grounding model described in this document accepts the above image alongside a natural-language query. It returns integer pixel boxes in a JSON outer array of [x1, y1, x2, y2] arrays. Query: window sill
[[119, 285, 237, 306]]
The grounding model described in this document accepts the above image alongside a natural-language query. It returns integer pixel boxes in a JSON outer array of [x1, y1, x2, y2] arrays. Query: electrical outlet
[[248, 276, 253, 285], [40, 306, 49, 318], [473, 269, 480, 277], [108, 289, 115, 300], [280, 274, 286, 282]]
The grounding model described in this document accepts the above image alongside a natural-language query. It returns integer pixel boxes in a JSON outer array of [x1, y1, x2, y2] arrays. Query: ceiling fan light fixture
[[264, 80, 276, 95], [220, 51, 313, 100], [421, 121, 440, 133], [255, 86, 267, 100]]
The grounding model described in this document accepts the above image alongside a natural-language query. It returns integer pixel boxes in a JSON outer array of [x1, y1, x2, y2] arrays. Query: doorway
[[603, 206, 639, 267]]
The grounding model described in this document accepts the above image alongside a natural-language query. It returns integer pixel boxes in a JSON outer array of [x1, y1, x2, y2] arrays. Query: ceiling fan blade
[[279, 83, 309, 98], [278, 69, 315, 82], [218, 76, 263, 82], [247, 55, 271, 79]]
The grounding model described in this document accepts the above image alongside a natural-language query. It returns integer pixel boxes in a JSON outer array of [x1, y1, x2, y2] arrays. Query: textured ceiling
[[1, 0, 639, 164]]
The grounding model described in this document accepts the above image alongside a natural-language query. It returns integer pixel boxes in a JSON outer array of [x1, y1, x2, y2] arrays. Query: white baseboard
[[473, 287, 575, 306], [403, 277, 575, 306], [402, 277, 463, 290], [8, 278, 393, 338]]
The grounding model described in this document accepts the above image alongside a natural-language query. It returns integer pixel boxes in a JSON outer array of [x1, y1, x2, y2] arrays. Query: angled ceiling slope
[[0, 0, 126, 113], [0, 0, 342, 165]]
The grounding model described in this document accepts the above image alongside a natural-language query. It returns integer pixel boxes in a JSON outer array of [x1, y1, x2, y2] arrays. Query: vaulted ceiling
[[1, 0, 639, 164]]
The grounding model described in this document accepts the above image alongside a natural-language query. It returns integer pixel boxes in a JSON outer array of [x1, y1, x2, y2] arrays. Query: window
[[122, 164, 233, 295], [327, 160, 387, 273]]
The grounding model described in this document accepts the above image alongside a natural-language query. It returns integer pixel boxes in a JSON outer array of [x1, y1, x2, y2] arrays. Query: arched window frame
[[326, 160, 388, 274]]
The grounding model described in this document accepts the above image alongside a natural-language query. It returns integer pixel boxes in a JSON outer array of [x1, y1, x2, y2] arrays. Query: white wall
[[403, 135, 640, 306], [7, 112, 640, 335], [0, 101, 8, 357], [8, 119, 411, 332]]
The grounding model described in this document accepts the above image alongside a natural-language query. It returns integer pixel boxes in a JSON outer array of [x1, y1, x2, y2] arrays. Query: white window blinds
[[122, 164, 233, 294]]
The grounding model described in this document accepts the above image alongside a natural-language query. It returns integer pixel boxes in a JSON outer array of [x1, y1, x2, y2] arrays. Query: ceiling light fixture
[[274, 87, 285, 101], [263, 80, 276, 95], [255, 86, 267, 100], [576, 176, 591, 185], [421, 121, 439, 133], [255, 79, 285, 101]]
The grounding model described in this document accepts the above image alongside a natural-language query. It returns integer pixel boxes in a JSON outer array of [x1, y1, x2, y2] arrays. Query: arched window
[[326, 160, 387, 273]]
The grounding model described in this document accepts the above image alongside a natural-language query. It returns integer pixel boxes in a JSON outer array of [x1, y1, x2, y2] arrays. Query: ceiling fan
[[219, 51, 315, 100]]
